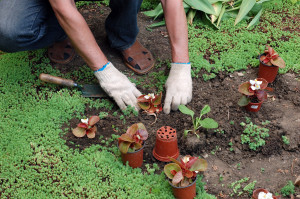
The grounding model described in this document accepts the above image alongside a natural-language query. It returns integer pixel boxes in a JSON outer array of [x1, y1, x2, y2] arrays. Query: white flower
[[144, 93, 155, 100], [182, 156, 190, 163], [250, 79, 262, 90], [81, 118, 89, 124], [258, 192, 273, 199]]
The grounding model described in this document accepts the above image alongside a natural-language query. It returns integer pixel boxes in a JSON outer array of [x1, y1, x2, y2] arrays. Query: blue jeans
[[0, 0, 143, 52]]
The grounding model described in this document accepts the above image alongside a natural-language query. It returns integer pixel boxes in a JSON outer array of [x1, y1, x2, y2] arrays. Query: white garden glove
[[163, 63, 192, 114], [94, 62, 142, 110]]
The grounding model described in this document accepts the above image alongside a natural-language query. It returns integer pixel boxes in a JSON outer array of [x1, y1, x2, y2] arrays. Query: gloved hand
[[163, 63, 192, 114], [94, 62, 142, 110]]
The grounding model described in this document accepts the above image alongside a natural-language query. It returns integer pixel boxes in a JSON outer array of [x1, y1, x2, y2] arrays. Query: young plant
[[178, 105, 218, 138], [238, 78, 273, 107], [164, 155, 207, 187], [260, 45, 286, 68], [72, 116, 100, 138], [118, 123, 148, 154], [137, 93, 162, 123]]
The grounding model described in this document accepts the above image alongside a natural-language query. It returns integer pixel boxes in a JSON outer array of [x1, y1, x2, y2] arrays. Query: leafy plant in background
[[179, 104, 218, 138], [144, 0, 270, 29], [280, 180, 295, 197], [260, 45, 286, 68], [72, 116, 100, 138], [238, 78, 273, 107], [118, 123, 148, 153], [137, 93, 162, 123], [164, 155, 208, 187]]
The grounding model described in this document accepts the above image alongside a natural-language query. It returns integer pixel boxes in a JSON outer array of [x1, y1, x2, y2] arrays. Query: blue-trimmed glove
[[94, 62, 142, 110], [163, 63, 192, 114]]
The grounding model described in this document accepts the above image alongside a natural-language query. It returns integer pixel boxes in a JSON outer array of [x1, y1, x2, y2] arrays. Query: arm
[[49, 0, 141, 110], [161, 0, 189, 63], [49, 0, 107, 70], [161, 0, 193, 114]]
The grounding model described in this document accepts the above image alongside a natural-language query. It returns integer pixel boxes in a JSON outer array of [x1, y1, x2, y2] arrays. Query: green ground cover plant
[[0, 51, 215, 198]]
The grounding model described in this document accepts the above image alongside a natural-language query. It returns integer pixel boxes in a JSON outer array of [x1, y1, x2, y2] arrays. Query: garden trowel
[[39, 73, 108, 98]]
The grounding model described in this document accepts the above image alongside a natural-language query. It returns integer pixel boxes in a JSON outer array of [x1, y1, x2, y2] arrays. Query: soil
[[53, 4, 300, 199]]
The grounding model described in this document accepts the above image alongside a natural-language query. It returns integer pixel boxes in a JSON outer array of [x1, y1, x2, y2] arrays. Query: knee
[[0, 21, 23, 52]]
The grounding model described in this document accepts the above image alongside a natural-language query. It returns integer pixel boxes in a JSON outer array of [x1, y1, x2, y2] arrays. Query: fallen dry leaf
[[295, 176, 300, 186]]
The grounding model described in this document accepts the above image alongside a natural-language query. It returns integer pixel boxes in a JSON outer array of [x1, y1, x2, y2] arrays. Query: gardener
[[0, 0, 192, 114]]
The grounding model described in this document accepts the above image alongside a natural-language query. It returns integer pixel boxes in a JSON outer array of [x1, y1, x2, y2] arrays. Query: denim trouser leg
[[105, 0, 143, 51], [0, 0, 66, 52]]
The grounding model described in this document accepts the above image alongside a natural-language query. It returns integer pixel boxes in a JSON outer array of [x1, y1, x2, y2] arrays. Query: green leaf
[[119, 141, 131, 154], [200, 105, 211, 116], [148, 20, 166, 28], [164, 163, 182, 179], [238, 95, 250, 106], [187, 9, 197, 25], [234, 0, 256, 25], [200, 118, 218, 129], [184, 130, 191, 136], [190, 159, 208, 171], [210, 2, 223, 23], [184, 0, 216, 15], [143, 3, 164, 19], [247, 8, 263, 29], [138, 102, 150, 111], [178, 105, 194, 118]]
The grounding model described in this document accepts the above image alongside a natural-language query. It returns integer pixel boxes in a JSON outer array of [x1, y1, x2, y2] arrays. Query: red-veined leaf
[[172, 170, 184, 185], [118, 141, 131, 154], [88, 116, 100, 126], [77, 123, 88, 129], [153, 92, 162, 106], [164, 163, 182, 179], [72, 127, 86, 137], [239, 82, 254, 96], [138, 102, 150, 111]]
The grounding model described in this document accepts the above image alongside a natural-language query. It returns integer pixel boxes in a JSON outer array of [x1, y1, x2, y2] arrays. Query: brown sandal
[[121, 41, 155, 75], [47, 39, 75, 64]]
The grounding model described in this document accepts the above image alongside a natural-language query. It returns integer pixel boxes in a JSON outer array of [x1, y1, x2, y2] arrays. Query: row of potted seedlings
[[118, 122, 207, 199], [238, 45, 285, 112]]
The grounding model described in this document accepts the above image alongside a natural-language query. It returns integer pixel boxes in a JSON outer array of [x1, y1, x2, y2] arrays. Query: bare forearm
[[161, 0, 189, 63], [49, 0, 107, 70]]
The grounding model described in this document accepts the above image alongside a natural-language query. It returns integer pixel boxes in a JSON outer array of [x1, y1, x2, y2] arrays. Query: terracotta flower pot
[[169, 176, 197, 199], [153, 126, 179, 162], [120, 144, 144, 168], [258, 53, 279, 83], [252, 188, 280, 199], [245, 100, 263, 112]]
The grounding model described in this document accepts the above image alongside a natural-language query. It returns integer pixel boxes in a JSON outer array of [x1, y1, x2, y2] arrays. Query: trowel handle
[[39, 73, 77, 87]]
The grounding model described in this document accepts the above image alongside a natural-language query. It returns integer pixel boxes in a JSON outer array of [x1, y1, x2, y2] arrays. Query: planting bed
[[55, 4, 300, 198]]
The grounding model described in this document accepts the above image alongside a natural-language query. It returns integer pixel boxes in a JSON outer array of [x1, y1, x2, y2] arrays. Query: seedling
[[178, 104, 218, 138], [280, 181, 295, 197], [282, 136, 290, 145], [240, 121, 269, 151], [72, 116, 100, 138], [137, 92, 162, 124]]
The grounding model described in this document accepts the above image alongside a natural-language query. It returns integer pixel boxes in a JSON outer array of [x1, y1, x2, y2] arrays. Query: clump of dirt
[[54, 4, 300, 198]]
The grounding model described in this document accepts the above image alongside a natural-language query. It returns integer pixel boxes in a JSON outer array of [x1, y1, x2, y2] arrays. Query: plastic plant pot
[[121, 144, 144, 168], [152, 126, 179, 162], [245, 100, 263, 112], [169, 176, 197, 199], [258, 53, 279, 83]]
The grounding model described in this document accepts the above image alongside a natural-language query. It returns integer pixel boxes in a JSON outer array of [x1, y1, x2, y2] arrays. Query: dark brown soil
[[54, 4, 300, 199]]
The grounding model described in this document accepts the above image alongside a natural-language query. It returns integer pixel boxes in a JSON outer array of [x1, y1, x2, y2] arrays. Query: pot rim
[[258, 53, 278, 68], [168, 175, 198, 189]]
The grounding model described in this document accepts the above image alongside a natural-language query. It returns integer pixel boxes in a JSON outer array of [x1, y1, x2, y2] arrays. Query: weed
[[236, 163, 241, 170], [229, 120, 235, 125], [261, 168, 265, 173], [282, 135, 290, 145], [214, 128, 225, 134], [230, 177, 249, 196], [280, 180, 295, 197], [243, 180, 257, 196], [240, 120, 270, 151], [99, 112, 108, 119]]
